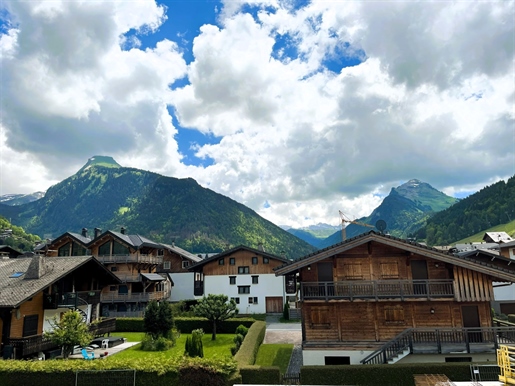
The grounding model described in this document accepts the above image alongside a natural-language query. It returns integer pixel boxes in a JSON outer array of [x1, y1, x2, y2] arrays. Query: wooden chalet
[[0, 254, 119, 359], [189, 245, 290, 314], [157, 243, 203, 301], [44, 228, 172, 318], [274, 231, 515, 366]]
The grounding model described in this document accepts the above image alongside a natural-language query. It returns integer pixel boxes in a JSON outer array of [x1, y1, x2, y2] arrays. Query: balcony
[[5, 318, 116, 358], [96, 254, 163, 265], [113, 273, 142, 283], [100, 290, 170, 303], [301, 280, 455, 301], [44, 291, 102, 309], [360, 326, 515, 365]]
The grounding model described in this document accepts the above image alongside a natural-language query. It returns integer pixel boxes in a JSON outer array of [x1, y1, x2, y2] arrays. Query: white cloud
[[1, 0, 513, 229]]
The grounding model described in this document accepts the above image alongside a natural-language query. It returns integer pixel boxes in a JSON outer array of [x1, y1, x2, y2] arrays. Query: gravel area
[[286, 344, 303, 374]]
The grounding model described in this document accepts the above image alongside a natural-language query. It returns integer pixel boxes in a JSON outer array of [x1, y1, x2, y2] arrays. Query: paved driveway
[[263, 315, 301, 344]]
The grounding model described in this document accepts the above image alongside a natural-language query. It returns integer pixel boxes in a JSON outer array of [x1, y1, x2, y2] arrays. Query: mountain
[[0, 216, 41, 252], [0, 156, 315, 257], [317, 179, 459, 249], [0, 192, 45, 206], [286, 223, 340, 247], [414, 176, 515, 246]]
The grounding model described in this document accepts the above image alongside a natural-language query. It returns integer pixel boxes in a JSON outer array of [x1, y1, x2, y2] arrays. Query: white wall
[[168, 272, 198, 302], [43, 305, 91, 332], [303, 349, 374, 365], [493, 283, 515, 301], [204, 273, 285, 314]]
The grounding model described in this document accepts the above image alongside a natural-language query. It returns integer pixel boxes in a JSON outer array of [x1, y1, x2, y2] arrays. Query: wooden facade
[[275, 231, 515, 364]]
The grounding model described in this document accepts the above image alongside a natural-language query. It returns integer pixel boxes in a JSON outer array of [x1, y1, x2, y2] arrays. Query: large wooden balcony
[[44, 290, 102, 309], [301, 280, 455, 301], [5, 318, 116, 358], [100, 290, 170, 303], [96, 254, 163, 265]]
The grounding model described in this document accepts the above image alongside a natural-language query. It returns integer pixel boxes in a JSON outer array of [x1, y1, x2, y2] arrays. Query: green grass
[[255, 344, 293, 374], [453, 220, 515, 244], [107, 333, 235, 359], [238, 314, 267, 321]]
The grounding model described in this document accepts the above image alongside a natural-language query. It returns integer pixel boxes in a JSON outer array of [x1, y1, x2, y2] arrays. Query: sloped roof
[[161, 243, 202, 263], [91, 230, 162, 250], [274, 230, 515, 282], [500, 240, 515, 248], [188, 245, 290, 270], [484, 232, 513, 243], [0, 256, 120, 308]]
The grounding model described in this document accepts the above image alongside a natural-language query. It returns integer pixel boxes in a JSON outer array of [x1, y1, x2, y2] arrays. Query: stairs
[[289, 308, 301, 320], [387, 348, 411, 364]]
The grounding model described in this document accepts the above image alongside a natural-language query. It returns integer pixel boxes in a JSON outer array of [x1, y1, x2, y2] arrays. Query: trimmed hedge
[[239, 366, 281, 385], [301, 362, 476, 386], [116, 317, 255, 334], [233, 321, 266, 367], [508, 314, 515, 323], [0, 356, 237, 386]]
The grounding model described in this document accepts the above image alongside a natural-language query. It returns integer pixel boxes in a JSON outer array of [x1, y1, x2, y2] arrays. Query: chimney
[[121, 227, 126, 235], [25, 255, 50, 280], [81, 228, 88, 237], [258, 242, 265, 252], [94, 228, 101, 239]]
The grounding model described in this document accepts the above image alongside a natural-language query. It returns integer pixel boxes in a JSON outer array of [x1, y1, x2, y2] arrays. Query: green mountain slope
[[318, 179, 459, 249], [415, 176, 515, 246], [453, 220, 515, 244], [0, 216, 41, 252], [1, 157, 315, 257]]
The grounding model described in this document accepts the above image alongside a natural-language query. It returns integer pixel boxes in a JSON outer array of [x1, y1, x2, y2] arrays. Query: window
[[110, 266, 118, 272], [384, 305, 405, 325], [9, 272, 25, 278], [238, 266, 249, 274], [252, 256, 258, 265], [71, 242, 87, 256], [238, 286, 250, 294], [58, 243, 70, 256], [229, 258, 235, 265], [229, 276, 236, 285], [218, 258, 224, 265], [252, 275, 259, 284], [112, 241, 129, 255], [231, 297, 240, 304], [310, 306, 330, 328], [263, 257, 269, 264], [343, 263, 363, 280], [99, 241, 111, 256], [158, 249, 164, 256], [163, 261, 171, 270], [181, 261, 189, 269], [249, 297, 258, 304], [23, 315, 39, 337], [324, 356, 350, 365]]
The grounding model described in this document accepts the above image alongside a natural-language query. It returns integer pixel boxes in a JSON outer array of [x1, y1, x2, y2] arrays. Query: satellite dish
[[375, 220, 387, 232]]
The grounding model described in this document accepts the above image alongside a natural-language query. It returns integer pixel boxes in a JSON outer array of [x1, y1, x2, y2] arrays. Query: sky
[[0, 0, 514, 229]]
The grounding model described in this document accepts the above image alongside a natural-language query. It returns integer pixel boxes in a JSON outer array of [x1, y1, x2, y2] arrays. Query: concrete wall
[[168, 272, 198, 301], [302, 349, 374, 365]]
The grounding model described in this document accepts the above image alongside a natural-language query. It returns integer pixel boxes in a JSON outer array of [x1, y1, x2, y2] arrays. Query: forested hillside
[[0, 157, 315, 257], [0, 216, 41, 252], [415, 176, 515, 246]]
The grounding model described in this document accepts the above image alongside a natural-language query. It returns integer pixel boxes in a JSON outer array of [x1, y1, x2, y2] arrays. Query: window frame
[[229, 257, 235, 265], [252, 275, 259, 284], [238, 266, 250, 274], [238, 285, 251, 294], [229, 276, 236, 285], [252, 256, 258, 265]]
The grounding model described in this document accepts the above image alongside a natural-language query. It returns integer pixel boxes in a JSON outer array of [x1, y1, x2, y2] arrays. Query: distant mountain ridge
[[316, 179, 459, 249], [0, 192, 45, 206], [0, 156, 315, 257]]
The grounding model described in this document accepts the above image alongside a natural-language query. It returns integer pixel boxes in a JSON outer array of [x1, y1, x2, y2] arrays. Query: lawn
[[255, 344, 293, 374], [108, 332, 235, 359]]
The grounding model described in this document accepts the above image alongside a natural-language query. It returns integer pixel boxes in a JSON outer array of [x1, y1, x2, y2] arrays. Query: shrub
[[233, 321, 266, 366], [240, 366, 281, 385], [117, 316, 255, 333], [185, 329, 204, 358], [508, 314, 515, 323], [140, 334, 174, 351], [235, 324, 249, 337], [283, 302, 290, 320]]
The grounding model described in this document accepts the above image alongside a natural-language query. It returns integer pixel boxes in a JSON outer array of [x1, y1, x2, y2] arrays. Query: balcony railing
[[360, 326, 515, 365], [96, 254, 163, 265], [5, 318, 116, 358], [101, 290, 170, 303], [113, 273, 141, 282], [44, 291, 102, 309], [301, 280, 455, 301]]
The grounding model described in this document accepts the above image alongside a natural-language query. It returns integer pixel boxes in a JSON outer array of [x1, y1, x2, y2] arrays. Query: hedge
[[239, 366, 281, 385], [233, 321, 266, 367], [0, 356, 237, 386], [116, 317, 255, 334], [301, 362, 477, 385]]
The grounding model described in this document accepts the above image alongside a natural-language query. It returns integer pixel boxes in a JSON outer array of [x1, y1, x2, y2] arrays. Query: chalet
[[157, 243, 202, 302], [189, 245, 290, 314], [0, 245, 22, 259], [0, 254, 119, 359], [43, 228, 172, 318], [274, 231, 515, 366], [483, 232, 514, 244]]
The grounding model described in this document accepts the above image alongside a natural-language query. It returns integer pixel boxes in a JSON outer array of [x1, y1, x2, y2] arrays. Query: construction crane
[[339, 210, 374, 242]]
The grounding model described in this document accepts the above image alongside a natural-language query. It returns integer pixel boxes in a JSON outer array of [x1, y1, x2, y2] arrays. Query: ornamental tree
[[192, 294, 238, 340], [45, 310, 92, 358]]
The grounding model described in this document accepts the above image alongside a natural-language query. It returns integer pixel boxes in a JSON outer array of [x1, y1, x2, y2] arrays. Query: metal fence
[[470, 364, 500, 382]]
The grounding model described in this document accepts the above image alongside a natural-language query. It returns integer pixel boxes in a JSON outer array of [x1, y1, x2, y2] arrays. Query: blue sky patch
[[271, 32, 300, 62], [322, 42, 366, 73], [169, 108, 219, 167]]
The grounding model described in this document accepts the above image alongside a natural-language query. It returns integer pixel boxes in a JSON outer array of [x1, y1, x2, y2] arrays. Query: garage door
[[265, 297, 283, 313]]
